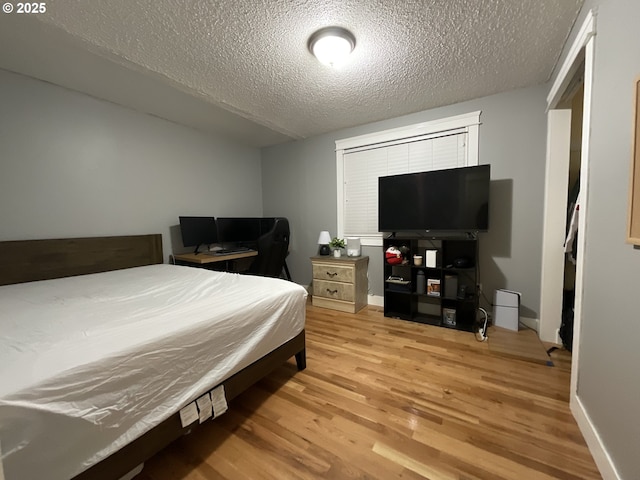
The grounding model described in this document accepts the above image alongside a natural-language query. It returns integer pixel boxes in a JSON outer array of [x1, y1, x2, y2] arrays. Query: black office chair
[[249, 217, 290, 279]]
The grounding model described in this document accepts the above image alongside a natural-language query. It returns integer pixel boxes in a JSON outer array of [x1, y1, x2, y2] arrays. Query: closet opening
[[556, 63, 584, 354]]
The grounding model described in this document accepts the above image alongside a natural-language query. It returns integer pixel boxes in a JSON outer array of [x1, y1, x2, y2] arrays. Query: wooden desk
[[173, 250, 258, 274], [173, 250, 257, 265]]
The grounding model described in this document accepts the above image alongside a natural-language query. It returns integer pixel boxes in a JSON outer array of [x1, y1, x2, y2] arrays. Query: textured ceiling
[[0, 0, 583, 146]]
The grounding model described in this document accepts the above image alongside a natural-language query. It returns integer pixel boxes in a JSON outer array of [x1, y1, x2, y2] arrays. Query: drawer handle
[[326, 272, 338, 277], [326, 288, 338, 295]]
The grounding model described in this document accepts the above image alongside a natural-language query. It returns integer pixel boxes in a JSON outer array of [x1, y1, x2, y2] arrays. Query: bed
[[0, 234, 307, 480]]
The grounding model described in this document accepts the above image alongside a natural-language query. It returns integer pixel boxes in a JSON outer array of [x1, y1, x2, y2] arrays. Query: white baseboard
[[571, 395, 620, 480], [519, 316, 539, 332], [367, 294, 384, 307]]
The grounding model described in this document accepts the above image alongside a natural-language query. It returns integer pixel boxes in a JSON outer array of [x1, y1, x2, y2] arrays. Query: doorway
[[539, 10, 595, 401], [558, 76, 584, 354]]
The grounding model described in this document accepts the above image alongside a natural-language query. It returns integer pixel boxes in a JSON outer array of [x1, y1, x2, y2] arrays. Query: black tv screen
[[179, 216, 218, 247], [378, 165, 490, 232]]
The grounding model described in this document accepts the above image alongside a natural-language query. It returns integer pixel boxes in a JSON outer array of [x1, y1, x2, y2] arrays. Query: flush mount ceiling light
[[308, 27, 356, 67]]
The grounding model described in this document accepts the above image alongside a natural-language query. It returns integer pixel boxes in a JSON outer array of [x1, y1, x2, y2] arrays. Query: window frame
[[336, 111, 482, 246]]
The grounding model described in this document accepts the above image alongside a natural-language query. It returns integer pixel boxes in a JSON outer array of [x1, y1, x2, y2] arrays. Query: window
[[336, 111, 481, 246]]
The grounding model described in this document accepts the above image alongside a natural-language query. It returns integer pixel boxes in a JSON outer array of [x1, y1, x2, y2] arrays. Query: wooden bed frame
[[0, 234, 306, 480]]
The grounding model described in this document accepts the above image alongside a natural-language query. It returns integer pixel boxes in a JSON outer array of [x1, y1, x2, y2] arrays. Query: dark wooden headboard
[[0, 234, 163, 286]]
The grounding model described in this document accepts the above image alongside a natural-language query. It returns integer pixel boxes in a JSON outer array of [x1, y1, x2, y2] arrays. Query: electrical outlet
[[477, 283, 483, 293]]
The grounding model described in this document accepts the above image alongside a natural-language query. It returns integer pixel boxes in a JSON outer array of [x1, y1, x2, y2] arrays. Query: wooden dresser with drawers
[[310, 255, 369, 313]]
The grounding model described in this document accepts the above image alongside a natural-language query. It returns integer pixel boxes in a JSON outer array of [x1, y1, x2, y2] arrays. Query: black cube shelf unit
[[383, 235, 478, 332]]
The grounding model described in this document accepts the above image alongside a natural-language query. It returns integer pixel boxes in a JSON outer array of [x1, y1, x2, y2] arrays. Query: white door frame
[[545, 8, 595, 400], [544, 10, 619, 480]]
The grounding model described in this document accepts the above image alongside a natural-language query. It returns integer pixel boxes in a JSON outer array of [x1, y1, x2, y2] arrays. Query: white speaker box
[[494, 289, 521, 331]]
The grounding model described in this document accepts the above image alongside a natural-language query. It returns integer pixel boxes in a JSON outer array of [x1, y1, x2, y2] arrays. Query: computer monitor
[[179, 216, 218, 253], [216, 218, 263, 244]]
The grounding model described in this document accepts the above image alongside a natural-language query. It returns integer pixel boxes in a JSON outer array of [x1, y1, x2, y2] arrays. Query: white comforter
[[0, 264, 307, 480]]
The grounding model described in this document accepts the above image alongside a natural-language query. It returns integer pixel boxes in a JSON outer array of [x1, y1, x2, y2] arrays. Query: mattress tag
[[211, 385, 228, 418], [179, 402, 198, 428], [196, 393, 213, 424]]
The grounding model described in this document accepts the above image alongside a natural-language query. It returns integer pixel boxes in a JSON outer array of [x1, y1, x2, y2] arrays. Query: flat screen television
[[378, 165, 490, 233], [179, 216, 218, 252]]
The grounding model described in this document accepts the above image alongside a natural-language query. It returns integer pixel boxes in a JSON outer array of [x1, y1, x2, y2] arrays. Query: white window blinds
[[342, 132, 468, 239], [336, 111, 481, 246]]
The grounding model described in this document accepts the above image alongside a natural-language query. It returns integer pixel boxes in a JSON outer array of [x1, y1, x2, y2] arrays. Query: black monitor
[[216, 218, 263, 244], [179, 216, 218, 253]]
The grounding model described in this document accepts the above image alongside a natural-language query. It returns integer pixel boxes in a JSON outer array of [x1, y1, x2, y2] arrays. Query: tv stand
[[383, 234, 479, 332]]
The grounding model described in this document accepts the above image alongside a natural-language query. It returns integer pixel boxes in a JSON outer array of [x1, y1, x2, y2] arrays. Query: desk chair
[[250, 217, 290, 279], [283, 252, 292, 281]]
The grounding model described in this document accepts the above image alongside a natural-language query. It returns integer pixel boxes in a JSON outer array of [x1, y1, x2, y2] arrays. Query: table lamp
[[318, 230, 331, 255]]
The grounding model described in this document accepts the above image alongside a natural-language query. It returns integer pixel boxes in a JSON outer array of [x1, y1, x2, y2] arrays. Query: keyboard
[[210, 247, 253, 256]]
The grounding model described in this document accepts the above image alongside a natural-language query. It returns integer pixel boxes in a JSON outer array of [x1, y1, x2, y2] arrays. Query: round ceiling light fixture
[[308, 26, 356, 67]]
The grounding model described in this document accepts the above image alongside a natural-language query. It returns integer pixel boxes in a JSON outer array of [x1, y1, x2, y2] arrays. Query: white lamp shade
[[318, 231, 332, 245]]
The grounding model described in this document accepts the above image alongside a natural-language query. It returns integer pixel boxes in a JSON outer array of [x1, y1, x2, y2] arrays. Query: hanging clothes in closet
[[565, 192, 580, 263], [564, 180, 580, 264]]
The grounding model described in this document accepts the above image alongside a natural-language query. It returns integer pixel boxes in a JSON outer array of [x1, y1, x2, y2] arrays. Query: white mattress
[[0, 264, 307, 480]]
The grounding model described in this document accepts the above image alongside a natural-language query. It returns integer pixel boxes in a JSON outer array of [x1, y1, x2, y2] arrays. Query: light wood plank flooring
[[139, 305, 600, 480]]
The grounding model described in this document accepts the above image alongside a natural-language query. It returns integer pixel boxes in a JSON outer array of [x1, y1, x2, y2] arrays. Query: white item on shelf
[[346, 237, 361, 256], [427, 278, 441, 296], [425, 250, 437, 268]]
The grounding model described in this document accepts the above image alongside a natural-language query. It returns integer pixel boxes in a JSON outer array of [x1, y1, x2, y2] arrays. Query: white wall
[[551, 1, 640, 478], [0, 69, 263, 258]]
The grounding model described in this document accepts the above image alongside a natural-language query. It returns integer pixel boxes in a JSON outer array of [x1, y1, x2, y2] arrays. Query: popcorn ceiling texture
[[11, 0, 583, 142]]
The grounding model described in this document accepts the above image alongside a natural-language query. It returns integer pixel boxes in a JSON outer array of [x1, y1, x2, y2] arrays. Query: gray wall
[[0, 69, 263, 258], [553, 1, 640, 478], [262, 84, 549, 319]]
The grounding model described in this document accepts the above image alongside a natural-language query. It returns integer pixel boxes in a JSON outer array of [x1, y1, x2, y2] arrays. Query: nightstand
[[310, 255, 369, 313]]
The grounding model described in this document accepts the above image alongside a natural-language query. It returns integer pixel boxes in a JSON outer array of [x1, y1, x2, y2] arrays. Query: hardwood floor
[[138, 305, 600, 480]]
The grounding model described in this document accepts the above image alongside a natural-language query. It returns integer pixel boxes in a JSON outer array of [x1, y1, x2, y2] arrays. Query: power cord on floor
[[475, 307, 489, 342]]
